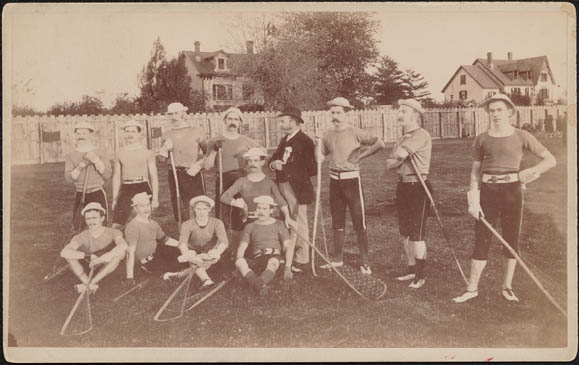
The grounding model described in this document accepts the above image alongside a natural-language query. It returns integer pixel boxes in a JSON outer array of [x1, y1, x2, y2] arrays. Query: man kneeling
[[235, 195, 294, 296], [61, 202, 128, 293]]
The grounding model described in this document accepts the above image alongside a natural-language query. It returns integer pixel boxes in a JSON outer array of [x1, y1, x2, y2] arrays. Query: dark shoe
[[291, 262, 308, 273]]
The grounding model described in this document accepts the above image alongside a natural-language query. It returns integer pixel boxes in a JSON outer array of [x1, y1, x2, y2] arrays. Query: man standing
[[453, 94, 556, 303], [269, 106, 317, 273], [385, 99, 432, 289], [111, 120, 159, 229], [64, 121, 112, 229], [315, 97, 385, 274], [203, 107, 256, 235], [60, 202, 127, 293], [158, 102, 208, 222]]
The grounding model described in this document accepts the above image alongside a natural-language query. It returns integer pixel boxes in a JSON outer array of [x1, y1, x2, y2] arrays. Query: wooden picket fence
[[10, 105, 567, 165]]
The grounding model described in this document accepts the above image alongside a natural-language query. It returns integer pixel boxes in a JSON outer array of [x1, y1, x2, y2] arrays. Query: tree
[[372, 56, 407, 105], [508, 92, 531, 106], [137, 37, 170, 113], [12, 105, 42, 117], [110, 94, 140, 114], [48, 95, 105, 115], [137, 38, 204, 113], [232, 12, 380, 110], [402, 69, 430, 100]]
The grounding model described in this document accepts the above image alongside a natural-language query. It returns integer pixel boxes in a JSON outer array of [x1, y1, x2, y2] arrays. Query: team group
[[59, 94, 556, 302]]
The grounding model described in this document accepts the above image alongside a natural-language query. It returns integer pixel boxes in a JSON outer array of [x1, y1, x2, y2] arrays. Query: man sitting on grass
[[235, 195, 294, 296], [168, 195, 229, 289], [60, 202, 128, 293], [122, 192, 181, 289]]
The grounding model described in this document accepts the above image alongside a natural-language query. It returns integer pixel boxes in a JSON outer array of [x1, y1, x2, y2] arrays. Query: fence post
[[473, 110, 477, 136], [457, 111, 461, 138], [358, 113, 363, 129], [381, 113, 386, 141], [516, 110, 520, 128], [313, 114, 317, 136], [113, 119, 119, 158], [438, 111, 443, 139], [530, 109, 534, 128], [38, 122, 44, 164], [145, 118, 151, 149], [263, 116, 270, 148]]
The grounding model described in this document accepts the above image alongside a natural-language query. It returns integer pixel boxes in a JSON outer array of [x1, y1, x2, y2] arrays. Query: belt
[[123, 176, 147, 184], [482, 173, 519, 184], [253, 248, 281, 258], [77, 186, 103, 194], [399, 175, 428, 183], [140, 255, 154, 265], [330, 170, 360, 180], [169, 166, 188, 171]]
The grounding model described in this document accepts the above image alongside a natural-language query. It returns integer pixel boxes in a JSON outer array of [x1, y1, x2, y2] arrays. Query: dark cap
[[278, 106, 304, 124]]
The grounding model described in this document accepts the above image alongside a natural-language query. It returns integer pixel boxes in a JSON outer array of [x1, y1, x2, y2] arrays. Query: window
[[450, 94, 454, 101], [213, 84, 233, 100], [525, 88, 529, 96], [217, 58, 226, 70], [242, 84, 254, 100], [487, 91, 496, 99], [539, 88, 549, 98], [513, 70, 518, 80], [459, 90, 468, 100], [460, 75, 466, 85], [512, 88, 521, 95], [541, 73, 548, 82]]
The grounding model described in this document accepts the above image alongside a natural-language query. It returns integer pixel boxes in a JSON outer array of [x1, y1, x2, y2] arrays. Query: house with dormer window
[[181, 41, 263, 111], [441, 52, 558, 105]]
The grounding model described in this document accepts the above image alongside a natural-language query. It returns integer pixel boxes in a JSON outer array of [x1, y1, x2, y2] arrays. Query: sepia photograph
[[2, 2, 577, 362]]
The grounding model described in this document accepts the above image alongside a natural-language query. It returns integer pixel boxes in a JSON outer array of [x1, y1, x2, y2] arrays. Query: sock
[[243, 270, 263, 290], [415, 259, 426, 280], [467, 259, 487, 292], [502, 258, 517, 289], [333, 229, 345, 262], [259, 269, 275, 285], [356, 230, 369, 265]]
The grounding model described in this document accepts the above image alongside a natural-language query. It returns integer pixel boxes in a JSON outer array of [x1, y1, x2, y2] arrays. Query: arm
[[206, 220, 229, 260], [112, 160, 121, 210], [355, 139, 385, 163], [221, 179, 244, 207], [60, 239, 88, 261], [386, 147, 409, 170], [519, 150, 557, 183], [236, 240, 249, 261], [93, 232, 128, 267], [467, 161, 484, 220], [147, 153, 160, 208], [304, 137, 318, 177], [65, 155, 88, 182]]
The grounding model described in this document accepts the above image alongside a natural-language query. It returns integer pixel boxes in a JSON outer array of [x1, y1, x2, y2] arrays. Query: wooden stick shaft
[[169, 151, 182, 229], [153, 270, 193, 322]]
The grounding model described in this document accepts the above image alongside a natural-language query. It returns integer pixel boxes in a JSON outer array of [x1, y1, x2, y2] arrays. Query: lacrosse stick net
[[60, 268, 94, 336], [153, 269, 193, 322]]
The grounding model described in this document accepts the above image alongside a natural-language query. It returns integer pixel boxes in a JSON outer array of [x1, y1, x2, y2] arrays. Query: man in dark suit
[[269, 106, 317, 273]]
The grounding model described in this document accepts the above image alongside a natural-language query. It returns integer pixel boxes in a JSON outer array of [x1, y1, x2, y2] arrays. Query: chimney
[[194, 41, 201, 62], [487, 52, 493, 69], [246, 40, 254, 55], [508, 51, 513, 61]]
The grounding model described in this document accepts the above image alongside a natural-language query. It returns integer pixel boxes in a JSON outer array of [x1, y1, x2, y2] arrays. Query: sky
[[5, 2, 573, 111]]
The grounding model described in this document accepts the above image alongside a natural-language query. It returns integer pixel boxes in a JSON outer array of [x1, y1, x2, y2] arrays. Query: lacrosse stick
[[153, 268, 194, 322], [44, 166, 91, 282], [311, 132, 323, 277], [293, 229, 386, 301], [169, 150, 182, 229], [60, 267, 95, 336], [479, 217, 566, 318], [113, 278, 151, 302], [184, 278, 232, 312], [408, 155, 469, 285]]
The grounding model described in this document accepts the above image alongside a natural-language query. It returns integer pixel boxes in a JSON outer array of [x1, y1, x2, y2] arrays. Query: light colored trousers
[[279, 182, 310, 264]]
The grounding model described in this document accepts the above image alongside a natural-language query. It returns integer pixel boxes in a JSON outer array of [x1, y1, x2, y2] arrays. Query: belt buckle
[[490, 176, 498, 183]]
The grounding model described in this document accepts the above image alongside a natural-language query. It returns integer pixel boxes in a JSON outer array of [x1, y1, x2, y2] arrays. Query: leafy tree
[[508, 92, 531, 106], [110, 94, 140, 114], [48, 95, 105, 115], [12, 105, 42, 117]]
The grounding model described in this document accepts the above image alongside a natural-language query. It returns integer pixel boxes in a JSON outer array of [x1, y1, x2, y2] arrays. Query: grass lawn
[[6, 137, 570, 349]]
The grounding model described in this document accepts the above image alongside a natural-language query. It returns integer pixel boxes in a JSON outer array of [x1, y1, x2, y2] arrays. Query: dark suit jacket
[[269, 129, 317, 204]]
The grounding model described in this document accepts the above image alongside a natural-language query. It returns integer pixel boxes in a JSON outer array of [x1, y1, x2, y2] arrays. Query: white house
[[442, 52, 557, 105]]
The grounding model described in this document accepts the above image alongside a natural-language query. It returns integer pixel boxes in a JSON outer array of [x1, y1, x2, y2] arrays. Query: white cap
[[243, 147, 268, 159], [222, 107, 244, 123], [327, 97, 353, 110], [122, 120, 142, 132], [75, 121, 95, 133], [189, 195, 215, 208], [166, 102, 188, 114], [253, 195, 277, 206], [81, 202, 106, 216], [131, 192, 152, 206], [482, 94, 516, 110], [398, 99, 425, 114]]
